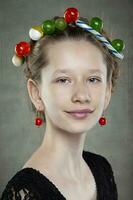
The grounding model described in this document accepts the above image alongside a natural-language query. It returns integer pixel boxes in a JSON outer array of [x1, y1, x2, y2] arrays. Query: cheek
[[91, 85, 106, 104], [54, 93, 66, 108], [91, 84, 106, 94], [42, 86, 67, 109]]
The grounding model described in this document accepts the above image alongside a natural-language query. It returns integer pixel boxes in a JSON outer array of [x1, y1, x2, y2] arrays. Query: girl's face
[[39, 39, 111, 133]]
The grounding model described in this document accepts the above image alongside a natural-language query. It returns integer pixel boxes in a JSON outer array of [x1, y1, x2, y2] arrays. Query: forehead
[[44, 39, 106, 75]]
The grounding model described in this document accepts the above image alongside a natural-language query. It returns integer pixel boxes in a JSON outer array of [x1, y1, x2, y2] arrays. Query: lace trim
[[1, 187, 37, 200]]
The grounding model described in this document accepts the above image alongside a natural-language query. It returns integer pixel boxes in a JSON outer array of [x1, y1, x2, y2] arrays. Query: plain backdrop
[[0, 0, 133, 199]]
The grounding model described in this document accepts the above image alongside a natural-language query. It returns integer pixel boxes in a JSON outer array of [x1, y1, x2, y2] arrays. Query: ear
[[27, 79, 45, 111], [103, 81, 112, 111]]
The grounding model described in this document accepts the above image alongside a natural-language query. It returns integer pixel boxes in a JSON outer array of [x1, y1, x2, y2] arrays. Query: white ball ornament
[[29, 26, 44, 41], [12, 54, 24, 67]]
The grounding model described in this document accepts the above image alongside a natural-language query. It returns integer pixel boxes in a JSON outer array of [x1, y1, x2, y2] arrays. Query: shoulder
[[0, 168, 46, 200], [83, 150, 118, 199], [83, 150, 114, 173], [4, 168, 41, 188], [83, 151, 116, 184]]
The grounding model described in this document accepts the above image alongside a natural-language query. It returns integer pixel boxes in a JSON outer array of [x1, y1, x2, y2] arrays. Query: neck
[[40, 121, 88, 182]]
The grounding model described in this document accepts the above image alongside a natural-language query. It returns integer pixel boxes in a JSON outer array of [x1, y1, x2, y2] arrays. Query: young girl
[[1, 7, 124, 200]]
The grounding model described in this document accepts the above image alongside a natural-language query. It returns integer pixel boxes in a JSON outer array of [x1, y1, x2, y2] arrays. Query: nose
[[71, 82, 91, 104]]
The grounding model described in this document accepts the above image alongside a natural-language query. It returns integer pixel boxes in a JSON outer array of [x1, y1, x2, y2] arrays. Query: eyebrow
[[53, 68, 104, 75]]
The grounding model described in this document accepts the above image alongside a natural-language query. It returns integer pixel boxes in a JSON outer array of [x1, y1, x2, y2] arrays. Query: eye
[[56, 77, 102, 85], [56, 78, 70, 84], [88, 77, 102, 83]]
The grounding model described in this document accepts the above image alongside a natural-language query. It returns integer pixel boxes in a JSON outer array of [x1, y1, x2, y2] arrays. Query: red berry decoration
[[15, 41, 31, 57], [99, 117, 107, 126], [35, 117, 43, 126], [64, 7, 79, 23]]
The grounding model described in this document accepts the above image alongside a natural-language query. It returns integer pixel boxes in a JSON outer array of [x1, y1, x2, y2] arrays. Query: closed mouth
[[65, 111, 92, 120], [66, 109, 94, 114]]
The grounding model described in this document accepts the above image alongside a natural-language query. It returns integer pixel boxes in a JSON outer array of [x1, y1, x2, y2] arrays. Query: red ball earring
[[35, 110, 43, 127], [98, 115, 107, 126]]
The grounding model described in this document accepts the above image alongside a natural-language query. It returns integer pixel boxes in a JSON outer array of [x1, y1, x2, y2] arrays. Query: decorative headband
[[12, 7, 125, 67]]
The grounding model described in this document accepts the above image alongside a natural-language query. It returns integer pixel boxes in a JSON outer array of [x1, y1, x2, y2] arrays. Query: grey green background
[[0, 0, 132, 199]]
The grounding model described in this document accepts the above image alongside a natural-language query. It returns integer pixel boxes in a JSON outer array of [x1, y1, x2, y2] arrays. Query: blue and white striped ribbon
[[75, 19, 124, 60]]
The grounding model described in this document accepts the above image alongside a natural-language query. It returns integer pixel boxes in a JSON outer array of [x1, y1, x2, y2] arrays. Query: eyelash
[[56, 77, 102, 84]]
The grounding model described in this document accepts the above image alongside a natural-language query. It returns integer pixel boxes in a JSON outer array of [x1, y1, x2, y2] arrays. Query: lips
[[66, 111, 91, 120], [66, 109, 94, 114]]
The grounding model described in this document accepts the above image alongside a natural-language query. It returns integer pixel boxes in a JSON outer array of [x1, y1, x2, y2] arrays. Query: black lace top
[[0, 151, 118, 200]]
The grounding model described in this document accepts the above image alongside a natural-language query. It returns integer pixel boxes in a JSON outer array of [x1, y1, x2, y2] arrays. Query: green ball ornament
[[55, 18, 67, 31], [111, 39, 125, 52], [42, 20, 55, 35], [90, 17, 103, 32]]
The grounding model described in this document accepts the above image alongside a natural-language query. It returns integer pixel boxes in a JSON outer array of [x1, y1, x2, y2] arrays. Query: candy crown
[[12, 7, 125, 67]]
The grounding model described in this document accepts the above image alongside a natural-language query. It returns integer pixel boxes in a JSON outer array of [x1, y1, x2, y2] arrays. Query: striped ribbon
[[75, 19, 124, 60]]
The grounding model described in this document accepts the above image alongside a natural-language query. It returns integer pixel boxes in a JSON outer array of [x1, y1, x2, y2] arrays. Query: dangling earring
[[35, 109, 43, 127], [98, 113, 107, 126]]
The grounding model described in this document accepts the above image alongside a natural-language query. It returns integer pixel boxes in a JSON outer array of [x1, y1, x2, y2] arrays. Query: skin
[[26, 39, 112, 184]]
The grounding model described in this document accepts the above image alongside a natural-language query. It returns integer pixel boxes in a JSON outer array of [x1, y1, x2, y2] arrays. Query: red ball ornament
[[64, 7, 79, 23], [98, 117, 107, 126], [35, 117, 43, 126], [15, 41, 31, 57]]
